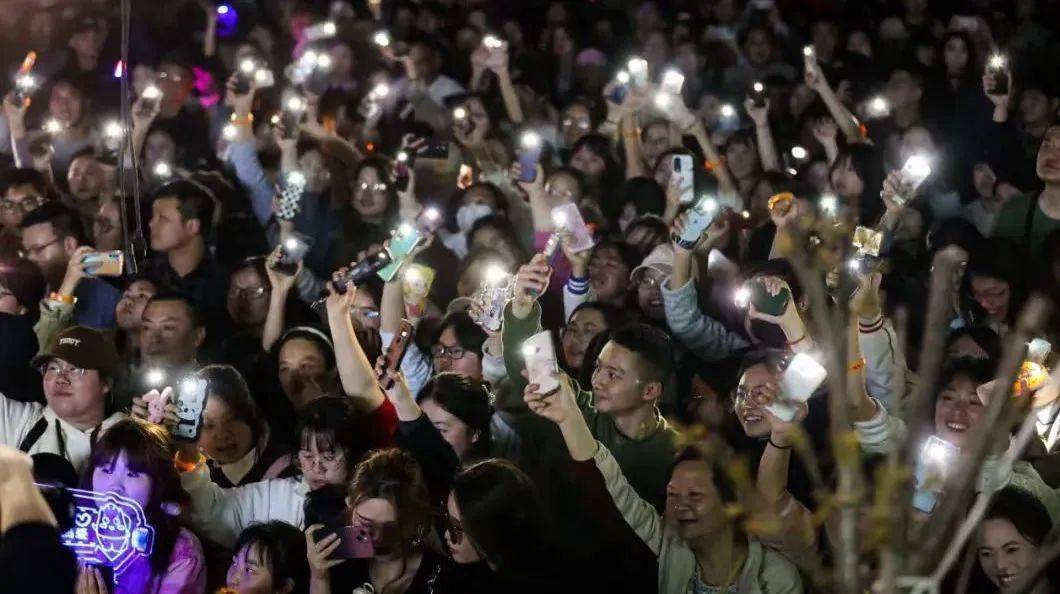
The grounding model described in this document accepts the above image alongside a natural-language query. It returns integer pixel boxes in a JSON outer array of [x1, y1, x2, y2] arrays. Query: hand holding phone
[[379, 320, 414, 389], [671, 155, 695, 205], [171, 377, 208, 441], [518, 132, 543, 182], [766, 353, 826, 421], [550, 203, 594, 252], [674, 197, 720, 249], [271, 235, 311, 276], [523, 330, 560, 395], [83, 251, 124, 277], [913, 436, 959, 513]]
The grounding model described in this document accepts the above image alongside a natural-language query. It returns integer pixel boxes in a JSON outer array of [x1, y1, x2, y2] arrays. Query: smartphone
[[852, 226, 883, 257], [419, 139, 450, 160], [457, 163, 474, 189], [334, 249, 392, 295], [896, 155, 932, 205], [987, 55, 1009, 95], [12, 51, 38, 104], [766, 353, 826, 421], [476, 273, 511, 332], [272, 235, 311, 276], [675, 197, 719, 249], [234, 59, 257, 95], [523, 330, 560, 395], [671, 155, 695, 205], [913, 436, 959, 513], [518, 132, 543, 182], [377, 226, 423, 282], [749, 81, 767, 108], [380, 320, 414, 387], [627, 58, 648, 87], [394, 151, 411, 192], [661, 69, 685, 95], [281, 98, 306, 139], [253, 68, 275, 89], [172, 377, 208, 441], [83, 251, 124, 277], [335, 525, 375, 559], [276, 172, 306, 221], [751, 279, 791, 316], [551, 203, 594, 253], [402, 264, 435, 318], [304, 20, 337, 42], [610, 71, 630, 104]]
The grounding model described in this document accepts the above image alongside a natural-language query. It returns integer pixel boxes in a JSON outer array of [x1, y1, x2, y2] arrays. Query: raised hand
[[523, 376, 577, 425], [511, 253, 551, 317]]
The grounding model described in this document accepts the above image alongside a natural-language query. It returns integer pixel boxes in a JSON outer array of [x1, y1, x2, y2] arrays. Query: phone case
[[377, 226, 423, 281], [899, 157, 932, 200], [273, 235, 311, 275], [852, 226, 883, 257], [912, 436, 959, 512], [551, 203, 594, 253], [672, 155, 695, 204], [383, 320, 415, 376], [336, 250, 392, 294], [276, 179, 305, 221], [524, 330, 560, 394], [676, 201, 718, 249], [518, 145, 542, 182], [661, 70, 685, 95], [83, 251, 124, 277], [402, 264, 435, 318], [474, 272, 512, 331], [628, 59, 648, 86], [609, 83, 628, 104], [749, 83, 767, 108], [751, 280, 791, 316], [304, 21, 337, 41], [172, 378, 208, 441], [336, 525, 375, 559]]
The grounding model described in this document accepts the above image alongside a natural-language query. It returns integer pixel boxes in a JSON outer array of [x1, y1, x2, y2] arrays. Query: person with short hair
[[225, 521, 310, 594], [0, 325, 124, 472]]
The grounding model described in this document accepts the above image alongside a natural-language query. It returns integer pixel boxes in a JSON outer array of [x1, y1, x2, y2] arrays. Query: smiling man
[[0, 326, 124, 472]]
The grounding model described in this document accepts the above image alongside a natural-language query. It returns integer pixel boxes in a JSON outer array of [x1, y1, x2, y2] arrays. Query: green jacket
[[502, 301, 679, 511]]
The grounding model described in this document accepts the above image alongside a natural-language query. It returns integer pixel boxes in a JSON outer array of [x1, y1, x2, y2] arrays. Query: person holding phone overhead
[[503, 252, 679, 511]]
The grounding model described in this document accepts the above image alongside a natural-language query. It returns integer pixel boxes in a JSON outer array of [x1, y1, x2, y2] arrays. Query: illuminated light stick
[[56, 488, 155, 576]]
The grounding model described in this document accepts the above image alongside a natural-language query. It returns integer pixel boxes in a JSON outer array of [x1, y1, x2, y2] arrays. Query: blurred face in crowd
[[432, 326, 482, 379], [978, 518, 1039, 590], [91, 450, 152, 509], [734, 363, 776, 438], [140, 299, 204, 367], [351, 290, 380, 332], [461, 96, 490, 136], [885, 70, 921, 110], [445, 493, 483, 564], [570, 144, 607, 182], [115, 279, 158, 333], [1019, 90, 1057, 128], [157, 62, 195, 107], [421, 398, 478, 460], [744, 28, 773, 65], [226, 543, 286, 594], [144, 130, 177, 173], [298, 434, 348, 490], [588, 245, 630, 303], [562, 307, 607, 372], [665, 459, 729, 542], [0, 280, 24, 315], [149, 197, 199, 252], [93, 199, 122, 252], [299, 149, 331, 194], [635, 268, 666, 320], [643, 30, 669, 68], [943, 36, 970, 78], [847, 30, 872, 58], [278, 338, 330, 410], [1037, 127, 1060, 183], [830, 154, 864, 200], [810, 21, 838, 61], [69, 24, 106, 68], [48, 82, 86, 128], [21, 221, 76, 286], [642, 123, 671, 172], [590, 342, 654, 415], [726, 139, 759, 180], [67, 154, 105, 203], [228, 266, 271, 328], [970, 275, 1011, 321], [544, 170, 581, 204], [200, 396, 255, 465], [406, 43, 439, 81], [935, 372, 985, 448], [1, 183, 45, 229], [41, 358, 108, 426], [353, 166, 390, 221], [561, 104, 592, 147]]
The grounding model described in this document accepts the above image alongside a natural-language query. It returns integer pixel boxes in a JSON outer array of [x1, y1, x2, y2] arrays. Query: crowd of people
[[0, 0, 1059, 592]]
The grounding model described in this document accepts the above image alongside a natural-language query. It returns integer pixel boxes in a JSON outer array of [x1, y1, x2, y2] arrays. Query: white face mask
[[456, 203, 494, 232]]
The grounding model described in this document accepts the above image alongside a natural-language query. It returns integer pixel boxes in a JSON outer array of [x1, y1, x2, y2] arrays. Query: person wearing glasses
[[504, 251, 679, 512], [0, 326, 124, 473], [18, 202, 121, 346], [0, 168, 49, 234]]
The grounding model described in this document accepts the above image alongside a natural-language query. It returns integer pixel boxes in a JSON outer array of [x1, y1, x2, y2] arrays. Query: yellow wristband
[[47, 292, 76, 305]]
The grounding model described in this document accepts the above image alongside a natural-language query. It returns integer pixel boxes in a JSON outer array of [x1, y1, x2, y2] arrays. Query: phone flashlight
[[734, 286, 751, 308], [615, 70, 630, 85], [484, 263, 508, 286], [846, 258, 862, 273], [222, 123, 238, 141], [752, 81, 765, 94], [142, 85, 162, 101], [239, 59, 257, 75], [373, 31, 391, 48], [819, 193, 838, 216], [453, 106, 468, 121], [551, 210, 568, 229], [103, 121, 123, 139], [483, 35, 503, 49], [421, 207, 441, 224], [790, 145, 808, 160], [285, 96, 307, 112], [286, 170, 307, 187], [719, 104, 736, 119], [43, 119, 63, 134], [661, 69, 685, 92], [321, 22, 337, 37], [627, 57, 648, 85], [1028, 338, 1052, 364], [15, 73, 36, 92], [654, 93, 672, 109], [316, 54, 333, 69], [802, 45, 815, 58], [153, 161, 173, 179], [371, 83, 390, 99], [145, 368, 166, 388], [403, 266, 423, 283], [988, 54, 1006, 70], [521, 131, 542, 150]]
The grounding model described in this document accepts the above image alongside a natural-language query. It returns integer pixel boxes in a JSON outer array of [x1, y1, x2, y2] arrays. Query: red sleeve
[[360, 398, 398, 449]]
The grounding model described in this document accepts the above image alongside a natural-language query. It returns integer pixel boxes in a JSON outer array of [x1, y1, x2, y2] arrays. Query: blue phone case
[[377, 228, 423, 281], [519, 147, 541, 182]]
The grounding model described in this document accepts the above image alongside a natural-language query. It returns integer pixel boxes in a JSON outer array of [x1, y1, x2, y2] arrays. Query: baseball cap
[[31, 326, 119, 377], [630, 243, 699, 286]]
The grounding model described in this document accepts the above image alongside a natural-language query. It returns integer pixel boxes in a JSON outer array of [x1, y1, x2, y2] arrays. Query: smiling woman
[[973, 487, 1060, 592]]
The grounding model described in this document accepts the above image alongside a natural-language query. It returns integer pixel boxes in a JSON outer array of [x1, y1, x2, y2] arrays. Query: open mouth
[[945, 421, 968, 433], [998, 574, 1017, 586]]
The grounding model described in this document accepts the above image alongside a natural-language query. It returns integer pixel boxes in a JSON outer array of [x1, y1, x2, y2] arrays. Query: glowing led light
[[662, 69, 685, 90], [216, 5, 231, 15], [422, 207, 440, 221], [453, 107, 467, 120], [253, 69, 271, 84], [989, 54, 1006, 70], [484, 263, 508, 286], [615, 70, 630, 84], [868, 95, 889, 117], [145, 368, 165, 387], [15, 73, 36, 90], [113, 61, 124, 78], [371, 83, 390, 99], [287, 171, 307, 187], [398, 222, 414, 236], [654, 93, 672, 109], [142, 85, 161, 101], [283, 237, 300, 251], [104, 121, 123, 138], [803, 45, 815, 57], [222, 124, 238, 140], [153, 162, 172, 179], [720, 104, 736, 118], [820, 193, 838, 215], [285, 96, 307, 112], [551, 210, 568, 228], [627, 57, 647, 74], [791, 145, 808, 160], [322, 21, 337, 36], [483, 35, 503, 49], [521, 131, 541, 149], [396, 151, 409, 163], [43, 119, 63, 134], [752, 81, 764, 93], [58, 488, 155, 575], [373, 31, 391, 48], [316, 54, 332, 69], [239, 59, 256, 74]]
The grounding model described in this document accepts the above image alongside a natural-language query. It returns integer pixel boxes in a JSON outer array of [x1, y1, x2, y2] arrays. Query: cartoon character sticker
[[60, 488, 155, 575]]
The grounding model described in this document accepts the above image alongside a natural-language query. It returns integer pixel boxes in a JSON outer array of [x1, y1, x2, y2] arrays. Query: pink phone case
[[524, 330, 560, 394], [551, 203, 594, 253], [336, 525, 375, 559]]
